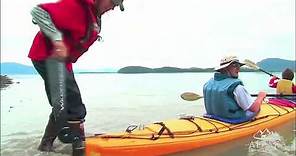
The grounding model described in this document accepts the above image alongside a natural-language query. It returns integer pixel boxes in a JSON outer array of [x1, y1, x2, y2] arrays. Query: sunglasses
[[231, 63, 241, 68]]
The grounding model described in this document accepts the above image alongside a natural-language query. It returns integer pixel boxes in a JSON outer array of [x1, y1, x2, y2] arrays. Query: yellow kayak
[[86, 102, 295, 156]]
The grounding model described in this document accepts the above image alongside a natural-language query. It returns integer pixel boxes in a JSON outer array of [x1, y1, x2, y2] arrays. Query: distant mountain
[[1, 62, 37, 74], [257, 58, 295, 72]]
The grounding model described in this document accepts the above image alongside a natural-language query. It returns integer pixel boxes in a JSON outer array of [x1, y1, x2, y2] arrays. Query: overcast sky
[[1, 0, 295, 69]]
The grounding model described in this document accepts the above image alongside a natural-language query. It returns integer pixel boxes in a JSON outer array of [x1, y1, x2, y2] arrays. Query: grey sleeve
[[31, 6, 62, 41], [233, 85, 254, 111]]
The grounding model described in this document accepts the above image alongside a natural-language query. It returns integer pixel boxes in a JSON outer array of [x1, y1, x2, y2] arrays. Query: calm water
[[1, 72, 295, 156]]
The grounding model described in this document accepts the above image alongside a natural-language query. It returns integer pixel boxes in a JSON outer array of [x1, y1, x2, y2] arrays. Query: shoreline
[[0, 75, 13, 89]]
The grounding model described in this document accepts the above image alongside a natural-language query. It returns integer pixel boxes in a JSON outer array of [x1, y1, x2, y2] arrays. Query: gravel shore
[[0, 75, 13, 89]]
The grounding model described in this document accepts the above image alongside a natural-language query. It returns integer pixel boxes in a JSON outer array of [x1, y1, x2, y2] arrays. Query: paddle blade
[[181, 92, 203, 101], [244, 59, 259, 70]]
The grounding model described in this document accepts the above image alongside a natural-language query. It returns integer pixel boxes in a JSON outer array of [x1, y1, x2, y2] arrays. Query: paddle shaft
[[181, 92, 296, 101], [251, 94, 296, 97], [258, 68, 274, 77]]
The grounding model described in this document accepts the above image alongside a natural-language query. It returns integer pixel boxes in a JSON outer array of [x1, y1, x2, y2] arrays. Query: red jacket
[[28, 0, 100, 71]]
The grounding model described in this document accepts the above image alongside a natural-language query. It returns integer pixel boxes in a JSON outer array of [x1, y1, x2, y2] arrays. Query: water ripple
[[248, 129, 296, 156]]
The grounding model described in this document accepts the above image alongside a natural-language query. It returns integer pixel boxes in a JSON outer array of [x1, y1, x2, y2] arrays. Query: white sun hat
[[214, 56, 245, 71]]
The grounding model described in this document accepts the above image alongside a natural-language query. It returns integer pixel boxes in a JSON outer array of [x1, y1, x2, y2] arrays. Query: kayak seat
[[203, 114, 252, 124]]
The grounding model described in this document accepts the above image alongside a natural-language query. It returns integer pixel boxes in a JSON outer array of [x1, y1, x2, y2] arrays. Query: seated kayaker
[[268, 68, 296, 94], [203, 56, 266, 123]]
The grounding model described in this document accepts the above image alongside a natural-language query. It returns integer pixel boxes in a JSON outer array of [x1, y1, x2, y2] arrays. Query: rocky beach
[[0, 75, 13, 89]]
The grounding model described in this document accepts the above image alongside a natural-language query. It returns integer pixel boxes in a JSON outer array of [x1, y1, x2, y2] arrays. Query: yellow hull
[[86, 103, 295, 156]]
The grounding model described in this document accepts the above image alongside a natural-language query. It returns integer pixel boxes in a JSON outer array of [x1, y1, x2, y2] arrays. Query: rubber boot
[[38, 114, 58, 152], [68, 120, 86, 156]]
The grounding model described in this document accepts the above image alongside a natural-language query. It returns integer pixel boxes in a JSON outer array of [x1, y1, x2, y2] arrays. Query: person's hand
[[250, 91, 266, 112], [272, 76, 280, 80], [258, 91, 266, 98], [50, 40, 68, 60]]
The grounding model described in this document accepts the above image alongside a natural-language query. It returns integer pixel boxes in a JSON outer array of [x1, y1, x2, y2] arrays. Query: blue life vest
[[203, 72, 250, 120]]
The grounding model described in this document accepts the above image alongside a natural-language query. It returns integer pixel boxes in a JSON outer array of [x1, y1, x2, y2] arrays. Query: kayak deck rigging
[[86, 101, 295, 156]]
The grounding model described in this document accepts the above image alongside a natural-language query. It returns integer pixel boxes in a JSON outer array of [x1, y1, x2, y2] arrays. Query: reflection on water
[[1, 73, 295, 156]]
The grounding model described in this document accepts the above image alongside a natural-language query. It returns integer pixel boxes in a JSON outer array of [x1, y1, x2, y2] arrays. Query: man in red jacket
[[28, 0, 124, 155]]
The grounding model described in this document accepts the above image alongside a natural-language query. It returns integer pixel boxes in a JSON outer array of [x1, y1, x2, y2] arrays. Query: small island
[[0, 75, 13, 89], [0, 58, 295, 74], [118, 66, 256, 74], [117, 58, 295, 74]]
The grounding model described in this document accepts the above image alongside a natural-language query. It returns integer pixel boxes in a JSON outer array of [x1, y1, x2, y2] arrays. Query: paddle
[[243, 59, 278, 78], [180, 92, 203, 101], [181, 92, 296, 101]]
